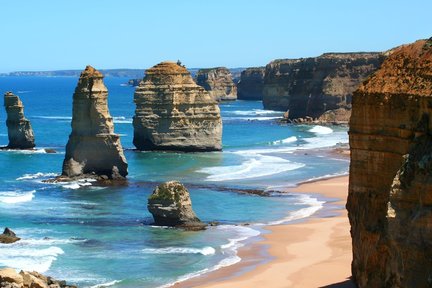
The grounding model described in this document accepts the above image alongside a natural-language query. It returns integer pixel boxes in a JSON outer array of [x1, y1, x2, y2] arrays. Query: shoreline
[[173, 175, 354, 287]]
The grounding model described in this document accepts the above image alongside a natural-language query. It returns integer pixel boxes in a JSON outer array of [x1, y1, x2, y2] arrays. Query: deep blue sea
[[0, 76, 348, 287]]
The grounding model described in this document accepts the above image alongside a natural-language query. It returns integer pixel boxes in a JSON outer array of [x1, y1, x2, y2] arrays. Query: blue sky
[[1, 0, 430, 72]]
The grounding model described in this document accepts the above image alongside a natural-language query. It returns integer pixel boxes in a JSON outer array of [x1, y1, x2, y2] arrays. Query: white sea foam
[[0, 246, 64, 273], [89, 279, 122, 288], [227, 109, 284, 116], [59, 178, 96, 189], [16, 172, 57, 181], [224, 116, 281, 121], [17, 90, 31, 94], [0, 190, 36, 204], [0, 148, 48, 154], [113, 116, 132, 124], [18, 237, 87, 246], [142, 246, 216, 256], [308, 125, 333, 134], [270, 136, 298, 145]]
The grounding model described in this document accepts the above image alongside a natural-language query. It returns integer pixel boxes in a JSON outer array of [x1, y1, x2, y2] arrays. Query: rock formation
[[147, 181, 205, 230], [196, 67, 237, 101], [347, 38, 432, 287], [237, 67, 265, 100], [0, 268, 76, 288], [3, 92, 35, 149], [263, 53, 385, 122], [0, 228, 20, 244], [61, 65, 128, 180], [133, 61, 222, 152]]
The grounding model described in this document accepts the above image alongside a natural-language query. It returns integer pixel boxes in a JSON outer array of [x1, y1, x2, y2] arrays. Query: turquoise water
[[0, 77, 348, 287]]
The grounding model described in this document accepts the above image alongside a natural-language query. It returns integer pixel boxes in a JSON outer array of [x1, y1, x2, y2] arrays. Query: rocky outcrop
[[237, 67, 265, 100], [147, 181, 205, 230], [133, 61, 222, 152], [347, 38, 432, 287], [263, 53, 385, 121], [0, 268, 76, 288], [3, 92, 35, 149], [61, 66, 128, 180], [0, 228, 20, 244], [196, 67, 237, 101]]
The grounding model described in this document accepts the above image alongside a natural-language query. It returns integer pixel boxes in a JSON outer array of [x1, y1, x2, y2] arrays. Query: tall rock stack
[[196, 67, 237, 101], [62, 66, 128, 179], [263, 53, 385, 121], [4, 92, 35, 149], [133, 61, 222, 152], [347, 38, 432, 287], [237, 67, 265, 100]]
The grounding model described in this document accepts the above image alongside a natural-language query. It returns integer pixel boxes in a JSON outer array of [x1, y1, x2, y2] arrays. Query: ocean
[[0, 76, 348, 287]]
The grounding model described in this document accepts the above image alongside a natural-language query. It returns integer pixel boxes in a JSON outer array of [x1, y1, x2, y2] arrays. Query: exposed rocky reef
[[148, 181, 205, 230], [0, 268, 76, 288], [237, 67, 265, 100], [347, 38, 432, 287], [3, 92, 35, 149], [263, 52, 385, 122], [0, 228, 20, 244], [196, 67, 237, 101], [61, 66, 128, 180], [133, 61, 222, 152]]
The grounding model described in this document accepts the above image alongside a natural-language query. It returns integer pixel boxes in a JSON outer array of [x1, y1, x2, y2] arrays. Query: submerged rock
[[0, 228, 20, 244], [196, 67, 237, 101], [347, 38, 432, 287], [62, 65, 128, 180], [133, 61, 222, 152], [148, 181, 205, 230], [3, 92, 35, 149]]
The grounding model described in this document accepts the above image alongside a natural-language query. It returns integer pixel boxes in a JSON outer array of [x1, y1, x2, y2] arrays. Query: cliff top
[[197, 67, 230, 74], [80, 65, 104, 78], [358, 38, 432, 96], [146, 62, 189, 76], [270, 52, 384, 65]]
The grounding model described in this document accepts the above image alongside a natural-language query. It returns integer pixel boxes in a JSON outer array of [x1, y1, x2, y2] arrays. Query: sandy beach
[[175, 176, 354, 288]]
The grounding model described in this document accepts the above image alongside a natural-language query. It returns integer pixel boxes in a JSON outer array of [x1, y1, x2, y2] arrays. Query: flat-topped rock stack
[[133, 61, 222, 152], [237, 67, 265, 100], [61, 65, 128, 180], [347, 38, 432, 287], [196, 67, 237, 101], [3, 92, 35, 149]]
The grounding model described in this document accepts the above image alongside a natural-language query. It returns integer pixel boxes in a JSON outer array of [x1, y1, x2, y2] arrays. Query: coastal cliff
[[347, 38, 432, 287], [133, 62, 222, 152], [196, 67, 237, 101], [62, 66, 128, 180], [263, 53, 384, 121], [3, 92, 35, 149], [237, 67, 265, 100]]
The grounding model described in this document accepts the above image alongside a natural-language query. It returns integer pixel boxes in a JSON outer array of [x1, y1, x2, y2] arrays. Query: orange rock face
[[347, 38, 432, 287]]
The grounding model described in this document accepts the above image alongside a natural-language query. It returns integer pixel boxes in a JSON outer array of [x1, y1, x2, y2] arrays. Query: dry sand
[[174, 176, 354, 288]]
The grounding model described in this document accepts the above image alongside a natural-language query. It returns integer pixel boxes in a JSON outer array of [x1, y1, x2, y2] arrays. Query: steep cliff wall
[[133, 62, 222, 152], [196, 67, 237, 101], [237, 67, 265, 100], [263, 53, 384, 120], [62, 66, 128, 179], [347, 38, 432, 287], [3, 92, 35, 149]]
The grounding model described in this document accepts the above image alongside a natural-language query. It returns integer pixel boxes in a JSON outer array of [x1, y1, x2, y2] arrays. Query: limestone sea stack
[[3, 92, 35, 149], [237, 67, 265, 100], [196, 67, 237, 101], [148, 181, 205, 230], [133, 61, 222, 152], [62, 66, 128, 179], [263, 53, 385, 122], [347, 38, 432, 287]]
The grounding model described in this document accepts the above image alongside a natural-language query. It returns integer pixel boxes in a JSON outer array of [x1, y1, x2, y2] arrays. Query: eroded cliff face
[[237, 67, 265, 100], [263, 53, 384, 121], [347, 38, 432, 287], [3, 92, 35, 149], [62, 66, 128, 179], [133, 62, 222, 152], [196, 67, 237, 101]]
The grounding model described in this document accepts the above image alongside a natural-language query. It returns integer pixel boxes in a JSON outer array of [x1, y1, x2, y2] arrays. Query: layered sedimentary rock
[[196, 67, 237, 101], [3, 92, 35, 149], [347, 38, 432, 287], [237, 67, 265, 100], [263, 53, 385, 121], [148, 181, 205, 230], [133, 61, 222, 152], [62, 66, 128, 179], [0, 268, 76, 288]]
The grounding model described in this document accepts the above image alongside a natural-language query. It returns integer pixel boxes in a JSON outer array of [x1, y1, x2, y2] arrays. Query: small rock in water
[[0, 227, 20, 244]]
